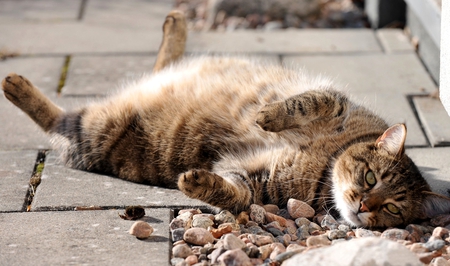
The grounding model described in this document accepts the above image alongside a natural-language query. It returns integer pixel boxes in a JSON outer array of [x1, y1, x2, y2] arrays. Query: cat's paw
[[178, 169, 219, 199], [1, 73, 35, 105], [255, 102, 287, 132]]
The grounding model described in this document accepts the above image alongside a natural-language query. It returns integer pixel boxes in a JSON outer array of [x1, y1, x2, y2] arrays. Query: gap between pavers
[[0, 150, 37, 212], [32, 152, 211, 211], [0, 208, 172, 266]]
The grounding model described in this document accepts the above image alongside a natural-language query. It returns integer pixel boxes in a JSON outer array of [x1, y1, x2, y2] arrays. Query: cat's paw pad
[[255, 103, 286, 132], [178, 169, 217, 198], [1, 73, 35, 103]]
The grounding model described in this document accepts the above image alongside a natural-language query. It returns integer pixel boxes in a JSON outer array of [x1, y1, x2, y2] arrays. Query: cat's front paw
[[255, 102, 287, 132], [178, 169, 218, 199]]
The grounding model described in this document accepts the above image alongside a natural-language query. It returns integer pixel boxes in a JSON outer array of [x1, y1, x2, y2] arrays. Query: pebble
[[248, 234, 273, 246], [431, 214, 450, 227], [327, 229, 346, 240], [296, 225, 311, 240], [354, 228, 375, 238], [128, 221, 154, 239], [249, 204, 266, 224], [183, 228, 215, 245], [210, 224, 232, 238], [270, 242, 287, 260], [424, 239, 446, 251], [258, 244, 273, 260], [263, 204, 279, 214], [223, 233, 247, 250], [429, 257, 450, 266], [209, 247, 226, 264], [191, 216, 214, 229], [265, 212, 287, 227], [184, 254, 198, 265], [236, 211, 250, 225], [172, 228, 186, 242], [214, 210, 236, 224], [320, 214, 339, 230], [380, 228, 410, 241], [306, 234, 331, 247], [295, 217, 311, 227], [287, 199, 315, 219], [172, 244, 194, 258], [217, 249, 253, 266], [432, 227, 449, 239]]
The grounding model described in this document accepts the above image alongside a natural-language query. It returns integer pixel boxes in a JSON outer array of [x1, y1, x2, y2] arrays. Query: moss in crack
[[57, 55, 71, 95], [24, 150, 48, 211]]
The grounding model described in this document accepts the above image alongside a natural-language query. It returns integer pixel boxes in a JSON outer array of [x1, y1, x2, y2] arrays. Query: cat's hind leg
[[153, 10, 187, 72], [178, 169, 252, 213], [2, 73, 64, 132]]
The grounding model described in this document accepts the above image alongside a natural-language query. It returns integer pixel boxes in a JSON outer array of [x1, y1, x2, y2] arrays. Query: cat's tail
[[2, 73, 64, 132], [153, 10, 187, 72]]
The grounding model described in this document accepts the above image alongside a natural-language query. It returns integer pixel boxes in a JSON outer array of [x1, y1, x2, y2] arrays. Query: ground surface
[[1, 0, 450, 265]]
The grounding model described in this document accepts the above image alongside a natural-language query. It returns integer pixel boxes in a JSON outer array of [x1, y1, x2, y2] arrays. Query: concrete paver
[[0, 151, 36, 212], [0, 0, 81, 23], [413, 96, 450, 146], [375, 28, 415, 53], [0, 208, 171, 266], [32, 153, 209, 211]]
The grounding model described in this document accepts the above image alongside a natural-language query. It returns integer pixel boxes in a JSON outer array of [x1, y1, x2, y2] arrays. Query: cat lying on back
[[2, 11, 450, 228]]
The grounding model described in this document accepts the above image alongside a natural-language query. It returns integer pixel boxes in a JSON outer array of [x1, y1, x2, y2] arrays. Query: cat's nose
[[359, 201, 370, 213]]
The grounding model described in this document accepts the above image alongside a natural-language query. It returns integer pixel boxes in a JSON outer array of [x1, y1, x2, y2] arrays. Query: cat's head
[[332, 124, 450, 228]]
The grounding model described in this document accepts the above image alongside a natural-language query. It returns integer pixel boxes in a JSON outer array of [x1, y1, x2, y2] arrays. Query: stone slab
[[407, 147, 450, 197], [0, 208, 171, 265], [0, 57, 65, 150], [32, 153, 209, 211], [413, 96, 450, 147], [0, 0, 81, 23], [63, 55, 157, 96], [186, 29, 382, 54], [0, 151, 36, 212], [376, 29, 415, 53], [283, 54, 435, 146]]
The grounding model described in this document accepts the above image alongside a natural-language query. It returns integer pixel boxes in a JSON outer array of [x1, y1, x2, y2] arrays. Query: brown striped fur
[[2, 11, 450, 228]]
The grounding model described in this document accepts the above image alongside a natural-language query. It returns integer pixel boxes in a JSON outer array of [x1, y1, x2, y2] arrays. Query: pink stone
[[380, 228, 410, 241], [185, 254, 198, 265], [249, 204, 266, 224], [265, 212, 287, 227], [306, 234, 331, 247], [287, 198, 315, 219], [183, 228, 215, 245], [217, 249, 252, 266]]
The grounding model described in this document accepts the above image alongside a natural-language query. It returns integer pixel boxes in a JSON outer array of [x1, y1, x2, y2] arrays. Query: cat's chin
[[341, 210, 364, 227]]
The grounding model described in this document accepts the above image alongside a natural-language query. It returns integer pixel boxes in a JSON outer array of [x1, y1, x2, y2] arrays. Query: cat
[[2, 10, 450, 228]]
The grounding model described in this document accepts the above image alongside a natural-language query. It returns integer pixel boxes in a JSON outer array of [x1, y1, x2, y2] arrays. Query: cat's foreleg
[[2, 73, 64, 132], [153, 10, 187, 73], [178, 169, 252, 213], [256, 90, 349, 132]]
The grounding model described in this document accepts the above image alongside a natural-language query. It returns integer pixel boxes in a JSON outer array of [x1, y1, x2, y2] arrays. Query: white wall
[[441, 0, 450, 115]]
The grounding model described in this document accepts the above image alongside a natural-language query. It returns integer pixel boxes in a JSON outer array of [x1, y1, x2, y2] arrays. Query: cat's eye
[[365, 170, 376, 186], [386, 203, 400, 214]]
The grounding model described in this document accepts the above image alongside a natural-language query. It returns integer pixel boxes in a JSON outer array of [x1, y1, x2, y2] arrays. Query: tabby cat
[[3, 11, 450, 228]]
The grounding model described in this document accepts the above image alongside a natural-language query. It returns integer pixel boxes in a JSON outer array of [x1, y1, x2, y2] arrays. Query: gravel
[[170, 201, 450, 265]]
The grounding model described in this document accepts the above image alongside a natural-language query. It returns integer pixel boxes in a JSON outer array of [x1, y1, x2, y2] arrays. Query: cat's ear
[[375, 124, 406, 157], [421, 191, 450, 218]]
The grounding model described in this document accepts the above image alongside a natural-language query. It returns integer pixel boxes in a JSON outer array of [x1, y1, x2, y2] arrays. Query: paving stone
[[63, 55, 157, 96], [283, 54, 433, 146], [376, 29, 415, 53], [407, 147, 450, 197], [0, 0, 81, 23], [187, 29, 382, 54], [0, 208, 171, 265], [32, 153, 209, 211], [0, 57, 65, 150], [413, 96, 450, 147], [0, 151, 36, 212]]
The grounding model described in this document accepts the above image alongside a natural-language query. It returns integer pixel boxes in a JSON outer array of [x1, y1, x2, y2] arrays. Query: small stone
[[320, 215, 339, 230], [172, 244, 194, 258], [270, 242, 287, 260], [172, 228, 186, 242], [429, 257, 449, 266], [337, 224, 350, 233], [265, 212, 287, 227], [173, 240, 186, 246], [218, 222, 240, 232], [273, 249, 304, 263], [287, 199, 315, 219], [354, 228, 375, 238], [223, 233, 247, 250], [286, 244, 306, 252], [267, 227, 284, 237], [177, 212, 194, 228], [247, 225, 265, 235], [210, 247, 226, 264], [417, 251, 441, 264], [409, 243, 428, 253], [210, 224, 232, 238], [184, 254, 198, 265], [263, 204, 279, 214], [265, 221, 285, 232], [281, 234, 291, 247], [258, 244, 273, 260], [380, 228, 410, 241], [249, 204, 266, 224], [128, 221, 153, 239], [284, 219, 297, 235], [192, 216, 214, 229], [184, 228, 215, 245], [170, 258, 185, 266], [294, 217, 311, 227], [248, 234, 274, 246], [236, 211, 250, 225], [308, 222, 322, 234], [178, 209, 201, 216], [432, 227, 449, 239], [277, 208, 292, 219], [245, 245, 260, 258], [306, 234, 331, 247], [296, 225, 310, 240], [215, 210, 236, 224], [170, 218, 186, 231], [327, 229, 346, 240], [217, 249, 252, 266], [424, 239, 446, 251]]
